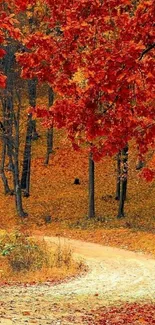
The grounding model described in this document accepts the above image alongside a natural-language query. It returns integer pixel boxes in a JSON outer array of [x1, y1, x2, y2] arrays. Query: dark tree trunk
[[21, 79, 37, 196], [0, 42, 27, 216], [45, 87, 54, 165], [5, 76, 27, 217], [45, 128, 53, 165], [12, 94, 28, 217], [11, 141, 28, 217], [88, 152, 95, 218], [0, 139, 12, 194], [21, 115, 34, 196], [7, 133, 27, 217], [136, 159, 144, 170], [0, 43, 15, 181], [117, 145, 128, 219], [28, 78, 39, 140], [28, 79, 37, 107], [115, 151, 121, 200]]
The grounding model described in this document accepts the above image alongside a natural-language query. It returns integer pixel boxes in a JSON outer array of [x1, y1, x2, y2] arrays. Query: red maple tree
[[17, 0, 154, 160], [15, 0, 154, 219]]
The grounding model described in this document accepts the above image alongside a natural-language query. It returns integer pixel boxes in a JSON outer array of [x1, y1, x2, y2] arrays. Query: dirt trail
[[0, 236, 155, 325]]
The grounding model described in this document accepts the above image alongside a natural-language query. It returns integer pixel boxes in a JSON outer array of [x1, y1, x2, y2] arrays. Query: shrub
[[0, 231, 86, 284], [52, 244, 73, 269], [0, 232, 47, 272]]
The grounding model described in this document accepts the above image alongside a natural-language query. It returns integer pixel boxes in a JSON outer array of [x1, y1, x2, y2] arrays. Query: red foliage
[[93, 302, 155, 325], [0, 0, 23, 88], [139, 167, 155, 182], [16, 1, 155, 165], [0, 73, 7, 88]]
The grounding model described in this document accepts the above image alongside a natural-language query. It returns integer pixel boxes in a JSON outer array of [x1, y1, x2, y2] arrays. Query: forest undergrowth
[[0, 229, 85, 285]]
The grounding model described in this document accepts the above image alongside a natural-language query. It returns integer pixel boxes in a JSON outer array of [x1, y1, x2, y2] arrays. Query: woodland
[[0, 0, 155, 324]]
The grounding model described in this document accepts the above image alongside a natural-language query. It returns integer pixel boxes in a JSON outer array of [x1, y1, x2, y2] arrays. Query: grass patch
[[0, 231, 85, 285]]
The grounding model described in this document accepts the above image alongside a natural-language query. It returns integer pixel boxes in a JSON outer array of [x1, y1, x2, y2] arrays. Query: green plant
[[0, 232, 47, 272], [0, 232, 86, 284]]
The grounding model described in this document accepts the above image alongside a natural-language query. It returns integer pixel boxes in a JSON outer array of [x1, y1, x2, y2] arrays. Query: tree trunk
[[0, 42, 27, 216], [21, 79, 37, 196], [136, 159, 144, 170], [4, 93, 27, 216], [115, 151, 121, 200], [28, 78, 39, 140], [88, 152, 95, 218], [28, 78, 37, 107], [21, 115, 34, 196], [8, 137, 27, 217], [45, 128, 54, 165], [0, 43, 15, 191], [117, 145, 128, 219], [0, 139, 12, 194], [13, 82, 27, 216], [45, 87, 54, 165]]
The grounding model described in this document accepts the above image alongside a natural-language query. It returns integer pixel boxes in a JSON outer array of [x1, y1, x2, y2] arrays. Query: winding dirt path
[[0, 236, 155, 325]]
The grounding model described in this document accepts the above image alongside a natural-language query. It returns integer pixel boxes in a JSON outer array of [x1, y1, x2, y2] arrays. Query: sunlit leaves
[[13, 0, 155, 173], [139, 167, 155, 182], [0, 73, 7, 88]]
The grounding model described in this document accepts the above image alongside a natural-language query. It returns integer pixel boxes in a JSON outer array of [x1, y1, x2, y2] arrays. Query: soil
[[0, 236, 155, 324]]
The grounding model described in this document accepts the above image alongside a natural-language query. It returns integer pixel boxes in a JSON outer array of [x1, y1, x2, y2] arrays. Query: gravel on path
[[0, 236, 155, 325]]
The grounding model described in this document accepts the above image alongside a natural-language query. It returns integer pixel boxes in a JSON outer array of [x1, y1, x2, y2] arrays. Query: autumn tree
[[0, 0, 29, 216], [17, 0, 155, 218], [0, 0, 43, 216]]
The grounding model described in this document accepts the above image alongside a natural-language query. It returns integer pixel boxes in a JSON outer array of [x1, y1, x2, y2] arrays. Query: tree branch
[[139, 43, 155, 61]]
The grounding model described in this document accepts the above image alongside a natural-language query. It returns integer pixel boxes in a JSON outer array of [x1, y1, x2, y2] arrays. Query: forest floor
[[1, 92, 155, 323], [0, 92, 155, 256], [0, 235, 155, 325], [1, 130, 155, 255]]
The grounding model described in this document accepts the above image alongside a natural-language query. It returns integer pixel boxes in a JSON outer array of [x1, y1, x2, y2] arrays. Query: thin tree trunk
[[45, 128, 53, 165], [28, 78, 37, 107], [4, 88, 27, 216], [45, 87, 54, 165], [13, 81, 27, 216], [136, 159, 144, 170], [88, 152, 95, 218], [0, 139, 12, 194], [0, 42, 27, 216], [117, 145, 128, 219], [21, 115, 33, 196], [21, 79, 37, 196], [0, 45, 14, 194], [8, 136, 27, 217], [28, 78, 39, 140], [115, 151, 121, 200]]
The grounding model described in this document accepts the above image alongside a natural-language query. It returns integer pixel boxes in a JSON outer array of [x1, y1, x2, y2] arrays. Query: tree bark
[[28, 79, 37, 107], [88, 152, 95, 218], [0, 138, 12, 194], [21, 115, 34, 196], [21, 79, 37, 196], [136, 159, 144, 170], [28, 78, 39, 140], [115, 151, 121, 200], [12, 144, 28, 217], [45, 87, 54, 165], [117, 145, 128, 219], [0, 42, 27, 216], [5, 76, 27, 217]]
